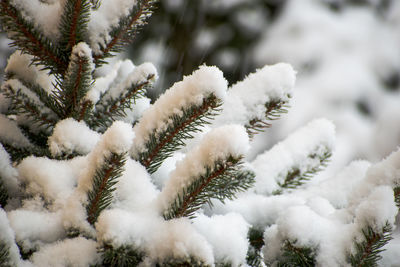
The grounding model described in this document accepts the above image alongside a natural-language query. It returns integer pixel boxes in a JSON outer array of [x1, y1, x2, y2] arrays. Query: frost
[[132, 65, 228, 154], [48, 118, 100, 157]]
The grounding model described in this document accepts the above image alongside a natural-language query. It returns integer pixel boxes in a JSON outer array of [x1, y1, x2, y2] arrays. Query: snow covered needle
[[160, 125, 255, 220]]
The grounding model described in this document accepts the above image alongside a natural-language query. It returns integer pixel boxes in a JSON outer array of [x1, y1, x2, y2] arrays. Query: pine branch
[[93, 0, 157, 66], [2, 143, 46, 162], [59, 0, 91, 53], [276, 240, 316, 267], [163, 156, 255, 220], [90, 73, 155, 132], [245, 97, 290, 138], [0, 0, 66, 74], [156, 256, 210, 267], [97, 243, 144, 267], [273, 148, 331, 195], [246, 227, 265, 267], [348, 222, 393, 267], [1, 83, 57, 129], [394, 186, 400, 208], [0, 239, 12, 267], [53, 43, 93, 120], [136, 94, 222, 174], [85, 152, 126, 225], [0, 176, 8, 207]]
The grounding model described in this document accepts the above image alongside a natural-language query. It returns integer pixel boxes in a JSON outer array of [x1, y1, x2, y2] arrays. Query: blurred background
[[129, 0, 400, 178], [1, 0, 399, 177]]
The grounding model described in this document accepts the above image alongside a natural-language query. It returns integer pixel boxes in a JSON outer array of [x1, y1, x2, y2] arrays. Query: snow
[[193, 213, 249, 266], [10, 0, 64, 41], [251, 118, 335, 195], [88, 0, 138, 54], [158, 125, 249, 212], [96, 209, 214, 265], [30, 237, 99, 267], [7, 209, 65, 252], [48, 118, 100, 156], [214, 63, 296, 127], [131, 65, 228, 155], [5, 51, 54, 94], [0, 209, 21, 266], [17, 156, 84, 204], [0, 144, 20, 197], [0, 114, 32, 148]]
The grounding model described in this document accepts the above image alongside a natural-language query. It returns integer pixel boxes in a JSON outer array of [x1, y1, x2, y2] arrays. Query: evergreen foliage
[[274, 148, 331, 195], [0, 240, 12, 267], [245, 97, 290, 138], [348, 222, 393, 267], [135, 94, 222, 174], [98, 244, 144, 267], [276, 240, 316, 267], [394, 186, 400, 208], [86, 152, 127, 225], [0, 0, 398, 266]]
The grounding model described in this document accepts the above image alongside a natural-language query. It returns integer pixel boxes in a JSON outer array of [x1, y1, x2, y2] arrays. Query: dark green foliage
[[163, 156, 255, 220], [85, 152, 127, 225], [1, 83, 57, 130], [93, 0, 157, 66], [348, 222, 393, 267], [156, 256, 210, 267], [394, 186, 400, 208], [246, 227, 265, 267], [273, 148, 332, 195], [90, 73, 155, 132], [97, 244, 144, 267], [135, 94, 222, 174], [245, 97, 290, 138], [59, 0, 91, 54], [0, 176, 8, 207], [53, 45, 93, 121], [277, 240, 316, 267], [0, 240, 12, 267], [0, 0, 67, 74], [2, 142, 48, 163]]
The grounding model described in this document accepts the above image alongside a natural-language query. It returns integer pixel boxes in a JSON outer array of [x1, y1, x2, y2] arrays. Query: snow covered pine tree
[[0, 0, 399, 266]]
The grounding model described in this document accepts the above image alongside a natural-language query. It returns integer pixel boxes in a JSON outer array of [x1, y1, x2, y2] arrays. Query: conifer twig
[[86, 152, 126, 225], [0, 0, 66, 74]]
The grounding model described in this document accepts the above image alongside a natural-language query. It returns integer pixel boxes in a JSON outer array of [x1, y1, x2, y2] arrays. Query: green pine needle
[[0, 176, 8, 208], [59, 0, 91, 54], [156, 256, 210, 267], [394, 186, 400, 208], [245, 97, 290, 139], [90, 73, 155, 132], [0, 0, 66, 74], [163, 156, 255, 220], [53, 45, 93, 121], [348, 222, 393, 267], [85, 152, 127, 225], [97, 243, 144, 267], [276, 240, 316, 267], [246, 227, 265, 267], [273, 148, 331, 195], [93, 0, 158, 66], [136, 94, 222, 174], [1, 83, 57, 130], [0, 240, 12, 267]]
